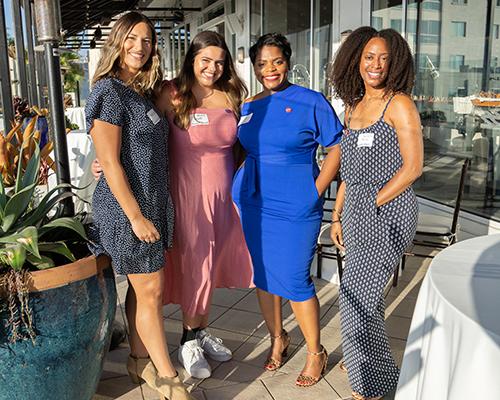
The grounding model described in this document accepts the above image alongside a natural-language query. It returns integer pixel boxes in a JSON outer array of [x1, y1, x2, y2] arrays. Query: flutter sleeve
[[313, 92, 344, 147]]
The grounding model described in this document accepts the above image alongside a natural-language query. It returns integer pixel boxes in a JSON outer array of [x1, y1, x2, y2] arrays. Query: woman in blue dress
[[232, 33, 343, 387]]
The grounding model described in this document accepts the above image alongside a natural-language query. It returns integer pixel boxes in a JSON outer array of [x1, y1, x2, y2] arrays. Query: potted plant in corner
[[0, 134, 117, 399]]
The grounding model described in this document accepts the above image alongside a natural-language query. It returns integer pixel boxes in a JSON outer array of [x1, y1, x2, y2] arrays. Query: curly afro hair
[[329, 26, 415, 107]]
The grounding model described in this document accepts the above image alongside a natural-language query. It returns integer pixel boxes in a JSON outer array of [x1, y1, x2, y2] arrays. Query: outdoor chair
[[401, 157, 470, 270]]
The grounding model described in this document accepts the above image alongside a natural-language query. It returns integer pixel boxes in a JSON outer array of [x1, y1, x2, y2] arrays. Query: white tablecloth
[[47, 130, 96, 213], [65, 107, 86, 131], [396, 234, 500, 400]]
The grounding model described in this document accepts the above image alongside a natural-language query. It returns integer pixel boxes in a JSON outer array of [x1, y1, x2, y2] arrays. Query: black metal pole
[[0, 0, 14, 131], [75, 80, 80, 106], [24, 0, 38, 106], [11, 0, 28, 100], [482, 0, 494, 91], [44, 41, 74, 216]]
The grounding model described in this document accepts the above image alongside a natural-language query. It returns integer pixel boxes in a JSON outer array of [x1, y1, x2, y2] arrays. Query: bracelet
[[332, 220, 341, 224]]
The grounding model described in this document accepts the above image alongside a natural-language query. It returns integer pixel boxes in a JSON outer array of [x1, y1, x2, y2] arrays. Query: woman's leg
[[256, 288, 288, 362], [125, 283, 148, 358], [183, 314, 204, 330], [128, 269, 176, 378], [290, 295, 325, 378]]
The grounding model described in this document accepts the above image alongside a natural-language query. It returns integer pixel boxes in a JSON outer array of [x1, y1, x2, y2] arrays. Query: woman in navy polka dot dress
[[329, 27, 423, 399], [85, 12, 192, 400]]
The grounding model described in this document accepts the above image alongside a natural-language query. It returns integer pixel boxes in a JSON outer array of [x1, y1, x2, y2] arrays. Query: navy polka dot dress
[[339, 96, 418, 397], [85, 77, 174, 275]]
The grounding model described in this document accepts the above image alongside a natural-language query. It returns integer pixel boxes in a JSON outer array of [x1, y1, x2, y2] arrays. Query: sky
[[3, 0, 13, 37]]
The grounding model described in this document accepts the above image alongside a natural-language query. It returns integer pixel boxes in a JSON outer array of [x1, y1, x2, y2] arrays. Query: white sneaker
[[178, 339, 211, 379], [197, 329, 232, 362]]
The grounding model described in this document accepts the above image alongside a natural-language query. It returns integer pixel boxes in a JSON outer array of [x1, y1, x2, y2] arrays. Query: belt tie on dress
[[244, 152, 314, 196]]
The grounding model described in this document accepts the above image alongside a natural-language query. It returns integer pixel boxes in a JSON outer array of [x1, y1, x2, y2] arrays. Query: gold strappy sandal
[[295, 346, 328, 387], [264, 329, 291, 371]]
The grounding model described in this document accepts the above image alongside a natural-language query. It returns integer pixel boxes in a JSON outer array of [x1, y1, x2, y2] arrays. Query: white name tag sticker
[[190, 113, 209, 126], [147, 108, 160, 125], [357, 132, 374, 148], [238, 113, 253, 126]]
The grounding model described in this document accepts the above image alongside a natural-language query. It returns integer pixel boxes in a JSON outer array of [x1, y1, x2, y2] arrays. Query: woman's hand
[[130, 215, 160, 243], [91, 158, 103, 181], [330, 221, 345, 252]]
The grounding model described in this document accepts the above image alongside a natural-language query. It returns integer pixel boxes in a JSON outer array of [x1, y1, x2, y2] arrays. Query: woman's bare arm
[[90, 120, 159, 242], [376, 94, 423, 207]]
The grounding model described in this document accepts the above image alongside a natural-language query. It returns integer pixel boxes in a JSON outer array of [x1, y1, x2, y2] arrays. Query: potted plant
[[0, 135, 117, 399]]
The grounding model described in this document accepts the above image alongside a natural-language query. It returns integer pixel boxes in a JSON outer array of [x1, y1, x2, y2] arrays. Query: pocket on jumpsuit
[[353, 185, 386, 245]]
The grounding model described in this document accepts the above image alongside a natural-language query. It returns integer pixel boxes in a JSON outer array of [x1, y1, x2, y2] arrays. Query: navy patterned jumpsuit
[[339, 95, 418, 397]]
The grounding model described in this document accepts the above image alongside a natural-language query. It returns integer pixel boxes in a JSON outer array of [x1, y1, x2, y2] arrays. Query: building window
[[371, 16, 383, 31], [449, 55, 465, 71], [451, 21, 466, 37], [451, 0, 467, 4], [420, 20, 440, 43], [495, 24, 500, 39], [422, 1, 441, 10], [390, 19, 402, 32]]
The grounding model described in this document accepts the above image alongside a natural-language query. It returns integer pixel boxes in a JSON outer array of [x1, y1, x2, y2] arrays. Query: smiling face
[[120, 22, 153, 76], [359, 37, 390, 90], [253, 45, 289, 92], [193, 46, 225, 88]]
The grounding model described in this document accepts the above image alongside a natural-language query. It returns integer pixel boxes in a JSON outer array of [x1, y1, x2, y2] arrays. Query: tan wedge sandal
[[126, 354, 155, 384]]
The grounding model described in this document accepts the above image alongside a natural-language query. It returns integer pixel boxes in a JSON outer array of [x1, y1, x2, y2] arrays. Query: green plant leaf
[[15, 182, 88, 230], [15, 189, 74, 229], [38, 217, 87, 241], [1, 181, 37, 232], [38, 242, 76, 262], [0, 175, 6, 212], [0, 176, 7, 226], [0, 226, 40, 259], [21, 143, 40, 189], [0, 244, 26, 271], [14, 141, 24, 194], [26, 253, 55, 270]]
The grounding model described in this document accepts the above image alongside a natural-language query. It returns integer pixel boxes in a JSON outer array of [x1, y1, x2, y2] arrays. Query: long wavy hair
[[91, 12, 162, 98], [329, 27, 414, 107], [173, 31, 248, 129]]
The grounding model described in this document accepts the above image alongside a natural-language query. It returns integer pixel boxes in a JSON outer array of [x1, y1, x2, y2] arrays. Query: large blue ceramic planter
[[0, 256, 117, 400]]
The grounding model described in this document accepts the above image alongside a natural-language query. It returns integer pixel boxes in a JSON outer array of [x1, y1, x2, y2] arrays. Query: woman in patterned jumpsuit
[[328, 27, 423, 399]]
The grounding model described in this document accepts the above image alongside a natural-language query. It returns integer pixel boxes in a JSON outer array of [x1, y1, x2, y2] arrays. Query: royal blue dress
[[232, 84, 343, 301]]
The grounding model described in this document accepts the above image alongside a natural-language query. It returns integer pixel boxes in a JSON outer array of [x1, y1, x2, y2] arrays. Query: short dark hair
[[329, 26, 415, 107], [249, 33, 292, 67]]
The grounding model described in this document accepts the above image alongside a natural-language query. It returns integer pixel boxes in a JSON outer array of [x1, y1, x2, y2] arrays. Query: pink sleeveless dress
[[163, 100, 254, 317]]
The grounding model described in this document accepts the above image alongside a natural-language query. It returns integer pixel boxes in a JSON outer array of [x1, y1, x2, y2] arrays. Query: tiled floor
[[94, 250, 432, 400]]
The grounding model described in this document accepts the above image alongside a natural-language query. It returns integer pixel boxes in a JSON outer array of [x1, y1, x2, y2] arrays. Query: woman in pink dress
[[158, 31, 253, 379]]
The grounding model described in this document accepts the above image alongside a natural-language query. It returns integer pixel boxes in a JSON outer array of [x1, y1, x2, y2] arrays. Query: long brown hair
[[329, 27, 414, 107], [92, 12, 162, 98], [173, 31, 248, 129]]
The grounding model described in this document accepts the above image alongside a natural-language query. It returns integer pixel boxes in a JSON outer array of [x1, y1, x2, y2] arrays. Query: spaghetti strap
[[380, 94, 397, 120], [346, 104, 355, 129]]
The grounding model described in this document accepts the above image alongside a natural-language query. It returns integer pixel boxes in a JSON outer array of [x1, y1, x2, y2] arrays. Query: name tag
[[357, 132, 374, 148], [238, 113, 253, 126], [190, 113, 209, 126], [147, 108, 160, 125]]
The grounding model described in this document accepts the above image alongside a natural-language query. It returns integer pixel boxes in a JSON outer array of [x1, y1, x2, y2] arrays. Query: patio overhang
[[60, 0, 140, 37]]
